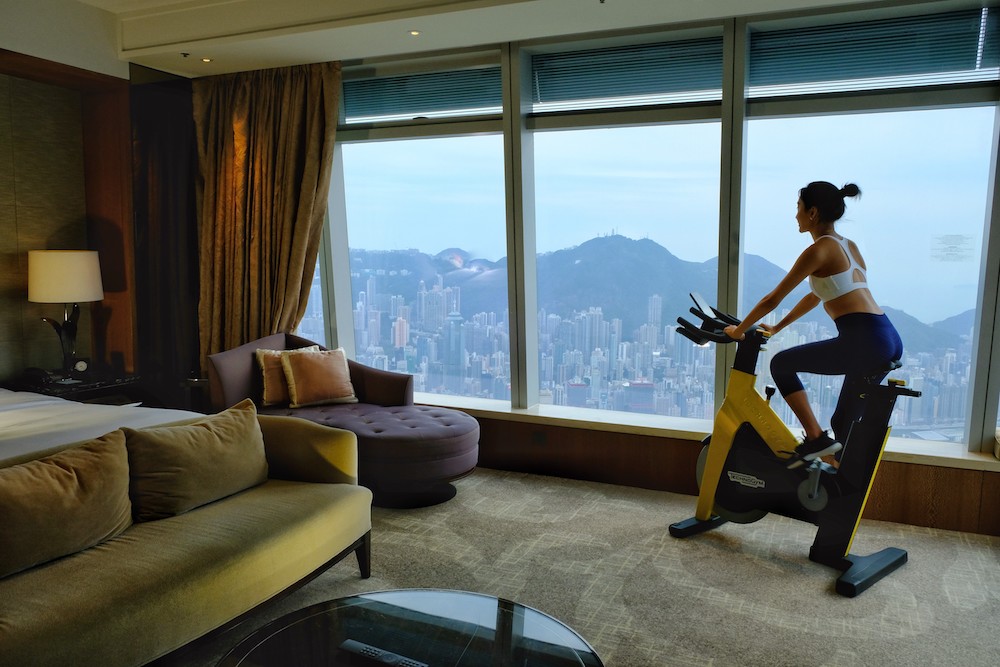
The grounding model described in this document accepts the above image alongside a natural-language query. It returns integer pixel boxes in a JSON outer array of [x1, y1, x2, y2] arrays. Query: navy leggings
[[770, 312, 903, 444]]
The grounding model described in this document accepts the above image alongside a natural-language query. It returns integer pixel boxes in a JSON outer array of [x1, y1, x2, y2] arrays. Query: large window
[[532, 124, 721, 417], [743, 107, 996, 442], [309, 4, 1000, 453], [339, 135, 509, 400]]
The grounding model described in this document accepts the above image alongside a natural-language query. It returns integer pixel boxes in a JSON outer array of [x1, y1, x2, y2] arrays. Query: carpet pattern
[[163, 468, 1000, 666]]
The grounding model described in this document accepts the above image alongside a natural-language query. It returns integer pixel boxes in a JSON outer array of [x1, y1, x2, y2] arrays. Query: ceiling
[[73, 0, 876, 78]]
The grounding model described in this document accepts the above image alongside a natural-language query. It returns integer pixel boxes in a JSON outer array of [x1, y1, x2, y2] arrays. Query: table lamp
[[28, 250, 105, 374]]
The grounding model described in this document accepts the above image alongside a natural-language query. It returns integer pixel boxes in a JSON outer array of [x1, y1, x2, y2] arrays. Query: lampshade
[[28, 250, 104, 304]]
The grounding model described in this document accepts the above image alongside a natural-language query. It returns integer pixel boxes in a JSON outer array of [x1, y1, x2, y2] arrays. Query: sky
[[339, 106, 997, 324]]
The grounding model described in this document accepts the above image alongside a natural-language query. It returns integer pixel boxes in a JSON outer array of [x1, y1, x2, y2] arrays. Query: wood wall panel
[[83, 85, 135, 372], [0, 50, 121, 92], [478, 417, 701, 496], [474, 417, 998, 536], [978, 470, 1000, 536], [863, 461, 984, 533]]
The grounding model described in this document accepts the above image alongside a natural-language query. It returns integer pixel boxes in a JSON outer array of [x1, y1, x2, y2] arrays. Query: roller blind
[[530, 36, 724, 113], [342, 67, 502, 124], [749, 7, 999, 97]]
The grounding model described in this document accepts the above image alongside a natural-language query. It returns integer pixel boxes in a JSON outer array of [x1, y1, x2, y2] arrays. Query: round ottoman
[[271, 403, 480, 508]]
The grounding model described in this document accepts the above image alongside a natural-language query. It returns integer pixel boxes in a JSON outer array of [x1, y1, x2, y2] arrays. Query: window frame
[[316, 5, 1000, 456]]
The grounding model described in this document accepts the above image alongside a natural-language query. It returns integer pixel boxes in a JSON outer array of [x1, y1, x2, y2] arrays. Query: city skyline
[[301, 236, 969, 442]]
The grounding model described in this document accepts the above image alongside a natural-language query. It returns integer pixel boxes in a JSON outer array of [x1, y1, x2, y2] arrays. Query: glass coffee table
[[219, 589, 604, 667]]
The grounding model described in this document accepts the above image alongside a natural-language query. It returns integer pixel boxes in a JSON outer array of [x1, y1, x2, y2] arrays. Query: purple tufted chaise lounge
[[206, 333, 480, 507]]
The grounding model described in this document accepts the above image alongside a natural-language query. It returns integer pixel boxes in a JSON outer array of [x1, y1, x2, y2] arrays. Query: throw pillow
[[123, 398, 268, 521], [281, 347, 358, 408], [256, 345, 320, 406], [0, 430, 132, 579]]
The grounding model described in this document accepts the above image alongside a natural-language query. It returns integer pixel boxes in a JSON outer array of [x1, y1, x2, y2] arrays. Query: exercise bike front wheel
[[696, 438, 768, 525]]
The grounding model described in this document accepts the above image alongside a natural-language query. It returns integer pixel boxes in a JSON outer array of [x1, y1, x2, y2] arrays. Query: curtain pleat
[[192, 62, 340, 368]]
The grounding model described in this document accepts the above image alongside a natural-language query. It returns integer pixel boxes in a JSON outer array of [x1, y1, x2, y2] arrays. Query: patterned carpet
[[163, 468, 1000, 666]]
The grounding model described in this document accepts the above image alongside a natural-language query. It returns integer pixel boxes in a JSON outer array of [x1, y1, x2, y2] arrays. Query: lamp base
[[41, 303, 80, 374]]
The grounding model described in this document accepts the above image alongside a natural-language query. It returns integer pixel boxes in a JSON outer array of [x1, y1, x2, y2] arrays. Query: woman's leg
[[771, 313, 903, 445], [770, 336, 849, 440], [783, 389, 823, 440]]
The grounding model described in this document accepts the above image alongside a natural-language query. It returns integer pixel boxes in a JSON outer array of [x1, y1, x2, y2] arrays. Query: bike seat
[[861, 359, 902, 384]]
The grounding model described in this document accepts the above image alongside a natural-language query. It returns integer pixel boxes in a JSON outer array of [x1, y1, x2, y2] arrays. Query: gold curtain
[[192, 62, 340, 367]]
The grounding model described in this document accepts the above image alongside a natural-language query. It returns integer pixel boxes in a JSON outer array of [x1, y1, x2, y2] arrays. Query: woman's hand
[[759, 323, 779, 336], [724, 325, 744, 341]]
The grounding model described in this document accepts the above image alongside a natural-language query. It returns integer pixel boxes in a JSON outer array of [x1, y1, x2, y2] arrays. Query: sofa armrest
[[348, 360, 414, 406], [258, 415, 358, 485], [206, 333, 289, 411]]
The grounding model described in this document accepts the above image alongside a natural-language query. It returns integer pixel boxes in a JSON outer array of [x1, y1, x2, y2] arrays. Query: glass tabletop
[[219, 589, 604, 667]]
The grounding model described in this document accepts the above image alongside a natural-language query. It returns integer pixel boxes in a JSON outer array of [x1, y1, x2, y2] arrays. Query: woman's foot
[[787, 431, 842, 469]]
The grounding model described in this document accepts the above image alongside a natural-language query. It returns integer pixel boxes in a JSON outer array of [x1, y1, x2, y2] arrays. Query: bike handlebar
[[675, 293, 749, 345], [677, 313, 737, 345]]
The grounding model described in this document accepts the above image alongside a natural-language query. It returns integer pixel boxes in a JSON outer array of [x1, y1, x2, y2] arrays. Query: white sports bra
[[808, 235, 868, 303]]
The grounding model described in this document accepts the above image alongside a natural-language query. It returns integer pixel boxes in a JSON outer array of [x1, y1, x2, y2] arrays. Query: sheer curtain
[[192, 62, 340, 366]]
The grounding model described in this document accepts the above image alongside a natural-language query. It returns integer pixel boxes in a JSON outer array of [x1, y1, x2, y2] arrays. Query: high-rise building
[[392, 316, 410, 348], [443, 311, 465, 393]]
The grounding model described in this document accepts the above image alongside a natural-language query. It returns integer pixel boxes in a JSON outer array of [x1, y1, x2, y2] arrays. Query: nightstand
[[6, 373, 145, 405]]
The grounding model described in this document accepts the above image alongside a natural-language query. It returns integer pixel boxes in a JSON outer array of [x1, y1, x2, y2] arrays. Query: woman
[[723, 181, 902, 467]]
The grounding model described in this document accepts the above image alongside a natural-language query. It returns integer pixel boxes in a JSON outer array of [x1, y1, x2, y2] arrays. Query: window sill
[[416, 393, 1000, 473], [879, 438, 1000, 472]]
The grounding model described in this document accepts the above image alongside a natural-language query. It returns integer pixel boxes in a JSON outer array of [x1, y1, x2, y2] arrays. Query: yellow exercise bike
[[669, 293, 920, 597]]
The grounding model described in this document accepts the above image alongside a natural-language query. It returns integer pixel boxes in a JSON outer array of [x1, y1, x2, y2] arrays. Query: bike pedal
[[810, 460, 838, 475]]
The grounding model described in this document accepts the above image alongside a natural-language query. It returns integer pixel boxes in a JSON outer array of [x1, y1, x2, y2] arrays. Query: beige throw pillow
[[256, 345, 320, 406], [0, 430, 133, 579], [281, 347, 358, 408], [123, 399, 268, 521]]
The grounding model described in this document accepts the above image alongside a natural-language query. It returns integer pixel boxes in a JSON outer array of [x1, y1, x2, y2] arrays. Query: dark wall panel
[[475, 416, 1000, 536]]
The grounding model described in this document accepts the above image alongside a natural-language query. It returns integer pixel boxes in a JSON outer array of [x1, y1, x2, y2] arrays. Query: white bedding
[[0, 388, 203, 468]]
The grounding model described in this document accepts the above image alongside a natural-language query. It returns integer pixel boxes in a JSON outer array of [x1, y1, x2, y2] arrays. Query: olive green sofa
[[0, 402, 372, 667]]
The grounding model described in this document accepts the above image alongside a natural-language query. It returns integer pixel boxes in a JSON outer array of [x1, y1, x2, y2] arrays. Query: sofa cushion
[[0, 430, 132, 579], [256, 345, 319, 406], [123, 399, 268, 521], [281, 347, 358, 408]]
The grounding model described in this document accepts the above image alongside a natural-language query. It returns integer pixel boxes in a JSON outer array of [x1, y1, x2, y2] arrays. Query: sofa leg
[[356, 531, 372, 579]]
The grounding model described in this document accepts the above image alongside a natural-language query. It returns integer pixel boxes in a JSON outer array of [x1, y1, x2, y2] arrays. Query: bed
[[0, 388, 203, 468]]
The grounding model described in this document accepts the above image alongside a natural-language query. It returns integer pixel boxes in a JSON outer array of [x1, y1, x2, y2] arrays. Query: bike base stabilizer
[[669, 515, 728, 538]]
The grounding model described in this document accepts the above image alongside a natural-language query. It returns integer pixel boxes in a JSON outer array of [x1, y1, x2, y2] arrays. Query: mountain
[[349, 248, 440, 292], [884, 306, 962, 355], [536, 235, 703, 331], [933, 309, 976, 337], [350, 235, 965, 355]]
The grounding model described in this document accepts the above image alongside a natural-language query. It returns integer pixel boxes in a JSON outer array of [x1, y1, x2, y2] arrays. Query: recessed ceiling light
[[408, 30, 421, 37], [202, 58, 213, 63]]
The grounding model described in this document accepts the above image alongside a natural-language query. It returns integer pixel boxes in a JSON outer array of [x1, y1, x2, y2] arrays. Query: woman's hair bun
[[839, 183, 862, 199]]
